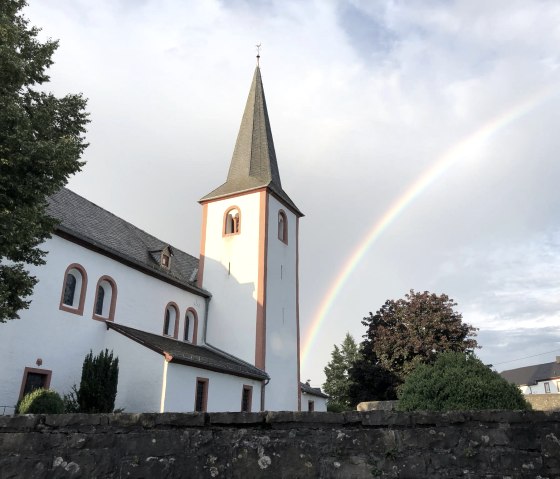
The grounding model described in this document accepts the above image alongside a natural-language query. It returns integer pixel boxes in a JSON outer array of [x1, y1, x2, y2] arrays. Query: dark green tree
[[397, 352, 531, 411], [78, 350, 119, 413], [323, 333, 360, 410], [350, 290, 478, 400], [0, 0, 89, 322]]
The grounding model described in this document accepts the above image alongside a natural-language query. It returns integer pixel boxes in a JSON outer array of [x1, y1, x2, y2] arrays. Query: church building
[[0, 65, 328, 413]]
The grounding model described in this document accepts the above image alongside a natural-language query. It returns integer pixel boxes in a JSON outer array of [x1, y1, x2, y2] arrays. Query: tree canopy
[[349, 290, 478, 402], [323, 333, 360, 411], [0, 0, 89, 322], [397, 352, 530, 411]]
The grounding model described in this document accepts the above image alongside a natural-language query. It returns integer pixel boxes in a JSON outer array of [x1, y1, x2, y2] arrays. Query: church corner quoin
[[0, 65, 328, 414]]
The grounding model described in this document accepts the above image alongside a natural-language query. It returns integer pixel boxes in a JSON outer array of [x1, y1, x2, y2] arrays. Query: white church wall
[[0, 234, 206, 409], [302, 395, 328, 412], [104, 329, 164, 412], [263, 195, 300, 411], [202, 192, 262, 365], [164, 363, 262, 412]]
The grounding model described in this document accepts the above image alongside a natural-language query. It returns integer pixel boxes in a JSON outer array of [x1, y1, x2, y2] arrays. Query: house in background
[[500, 357, 560, 395], [0, 64, 327, 413]]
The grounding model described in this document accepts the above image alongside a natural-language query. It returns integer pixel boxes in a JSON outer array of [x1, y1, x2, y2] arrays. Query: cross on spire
[[256, 43, 262, 66]]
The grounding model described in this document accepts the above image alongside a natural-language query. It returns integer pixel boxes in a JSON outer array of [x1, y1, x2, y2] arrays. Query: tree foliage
[[397, 352, 531, 411], [77, 350, 119, 413], [323, 333, 360, 410], [349, 290, 478, 402], [0, 0, 88, 322]]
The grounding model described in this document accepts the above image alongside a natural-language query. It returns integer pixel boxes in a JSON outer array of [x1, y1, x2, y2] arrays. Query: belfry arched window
[[92, 276, 117, 321], [59, 263, 88, 315], [224, 207, 241, 236], [278, 210, 288, 244]]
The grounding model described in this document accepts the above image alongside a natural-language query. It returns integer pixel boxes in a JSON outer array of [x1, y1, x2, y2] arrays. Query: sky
[[25, 0, 560, 387]]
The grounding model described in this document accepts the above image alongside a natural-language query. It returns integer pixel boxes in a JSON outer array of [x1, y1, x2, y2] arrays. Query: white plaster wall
[[202, 193, 262, 365], [0, 234, 206, 409], [302, 395, 328, 412], [263, 195, 300, 411], [522, 380, 560, 395], [104, 329, 164, 412], [164, 363, 262, 412]]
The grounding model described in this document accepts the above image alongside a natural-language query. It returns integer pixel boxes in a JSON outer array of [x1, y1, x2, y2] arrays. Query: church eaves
[[200, 66, 302, 216]]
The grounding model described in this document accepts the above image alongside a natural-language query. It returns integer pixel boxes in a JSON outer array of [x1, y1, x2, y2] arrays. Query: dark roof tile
[[47, 188, 208, 296]]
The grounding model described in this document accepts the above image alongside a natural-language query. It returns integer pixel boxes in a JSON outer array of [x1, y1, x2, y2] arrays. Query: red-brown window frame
[[278, 209, 288, 244], [19, 367, 52, 400], [223, 206, 241, 236], [184, 307, 199, 345], [194, 377, 209, 412], [163, 302, 180, 338], [92, 275, 118, 322], [241, 385, 253, 412], [59, 263, 88, 315]]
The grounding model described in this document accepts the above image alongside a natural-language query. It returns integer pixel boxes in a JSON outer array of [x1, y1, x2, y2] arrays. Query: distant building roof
[[200, 66, 302, 217], [500, 358, 560, 386], [300, 382, 329, 399], [107, 322, 269, 381], [47, 188, 209, 297]]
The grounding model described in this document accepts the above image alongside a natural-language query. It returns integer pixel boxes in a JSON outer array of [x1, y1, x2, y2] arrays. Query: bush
[[397, 352, 531, 411], [78, 349, 119, 413], [17, 388, 64, 414]]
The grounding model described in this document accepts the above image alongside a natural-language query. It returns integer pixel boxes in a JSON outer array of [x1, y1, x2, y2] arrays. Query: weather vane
[[256, 43, 262, 66]]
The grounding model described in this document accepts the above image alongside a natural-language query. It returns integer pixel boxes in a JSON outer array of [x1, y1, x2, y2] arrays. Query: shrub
[[397, 352, 531, 411], [17, 388, 64, 414], [78, 349, 119, 413]]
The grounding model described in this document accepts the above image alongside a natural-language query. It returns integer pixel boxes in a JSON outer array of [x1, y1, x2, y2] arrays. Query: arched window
[[223, 207, 241, 236], [59, 263, 88, 315], [92, 276, 117, 321], [184, 308, 198, 344], [278, 210, 288, 244], [163, 302, 179, 338]]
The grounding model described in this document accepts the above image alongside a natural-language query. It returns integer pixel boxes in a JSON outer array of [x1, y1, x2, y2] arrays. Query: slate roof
[[500, 359, 560, 386], [47, 188, 208, 296], [300, 382, 329, 399], [200, 66, 303, 217], [107, 322, 269, 380]]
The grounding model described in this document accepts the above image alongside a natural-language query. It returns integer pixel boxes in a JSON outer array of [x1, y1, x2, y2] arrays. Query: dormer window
[[224, 207, 241, 236], [161, 252, 170, 268], [151, 245, 173, 269]]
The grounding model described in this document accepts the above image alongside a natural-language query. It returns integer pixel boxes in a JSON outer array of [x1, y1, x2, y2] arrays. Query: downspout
[[202, 295, 270, 411]]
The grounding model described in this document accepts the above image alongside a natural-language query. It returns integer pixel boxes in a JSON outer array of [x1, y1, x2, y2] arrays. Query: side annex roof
[[107, 322, 269, 381]]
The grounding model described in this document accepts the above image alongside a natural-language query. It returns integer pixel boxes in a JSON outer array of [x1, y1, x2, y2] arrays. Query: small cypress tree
[[78, 349, 119, 413]]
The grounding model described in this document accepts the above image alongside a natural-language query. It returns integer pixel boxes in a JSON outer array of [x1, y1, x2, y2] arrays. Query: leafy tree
[[77, 350, 119, 413], [350, 290, 477, 401], [397, 352, 531, 411], [323, 333, 360, 410], [0, 0, 89, 322]]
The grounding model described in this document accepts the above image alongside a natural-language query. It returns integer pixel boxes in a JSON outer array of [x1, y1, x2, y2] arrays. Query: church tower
[[198, 65, 302, 411]]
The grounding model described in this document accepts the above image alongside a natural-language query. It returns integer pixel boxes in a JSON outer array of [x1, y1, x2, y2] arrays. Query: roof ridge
[[52, 187, 198, 263]]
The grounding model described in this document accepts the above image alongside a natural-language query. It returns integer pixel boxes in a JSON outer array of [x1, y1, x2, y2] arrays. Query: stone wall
[[525, 394, 560, 412], [1, 411, 560, 478]]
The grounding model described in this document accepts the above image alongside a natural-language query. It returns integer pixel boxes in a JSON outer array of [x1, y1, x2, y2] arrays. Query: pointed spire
[[201, 66, 302, 216]]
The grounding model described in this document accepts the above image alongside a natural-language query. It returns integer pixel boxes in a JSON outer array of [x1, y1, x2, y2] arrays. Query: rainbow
[[301, 85, 559, 366]]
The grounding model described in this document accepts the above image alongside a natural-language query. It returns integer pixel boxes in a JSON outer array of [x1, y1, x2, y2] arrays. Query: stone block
[[208, 412, 266, 425]]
